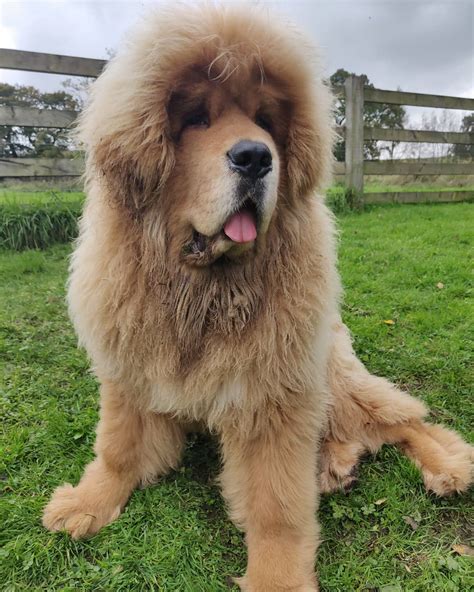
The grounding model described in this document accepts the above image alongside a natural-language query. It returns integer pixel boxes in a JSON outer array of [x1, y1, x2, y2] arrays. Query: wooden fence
[[1, 49, 473, 204], [338, 76, 474, 204]]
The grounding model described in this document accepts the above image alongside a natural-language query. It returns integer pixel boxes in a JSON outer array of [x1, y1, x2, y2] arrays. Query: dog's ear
[[92, 124, 174, 215], [286, 85, 334, 200]]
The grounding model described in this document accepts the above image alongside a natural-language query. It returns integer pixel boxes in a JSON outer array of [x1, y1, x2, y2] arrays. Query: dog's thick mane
[[72, 191, 338, 391], [67, 2, 341, 425], [155, 204, 336, 368]]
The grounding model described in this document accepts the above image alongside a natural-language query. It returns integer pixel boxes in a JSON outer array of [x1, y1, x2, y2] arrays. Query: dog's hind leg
[[322, 319, 473, 496], [43, 378, 186, 539], [383, 421, 474, 495]]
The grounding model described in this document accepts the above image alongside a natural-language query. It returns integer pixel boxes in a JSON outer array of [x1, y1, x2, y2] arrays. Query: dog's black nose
[[227, 140, 272, 180]]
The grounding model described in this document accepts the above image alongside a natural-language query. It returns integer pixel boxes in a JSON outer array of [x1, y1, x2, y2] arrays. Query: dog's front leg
[[43, 378, 186, 539], [219, 403, 321, 592]]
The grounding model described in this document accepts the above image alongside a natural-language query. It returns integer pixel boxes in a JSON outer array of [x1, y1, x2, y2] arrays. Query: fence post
[[345, 75, 365, 199]]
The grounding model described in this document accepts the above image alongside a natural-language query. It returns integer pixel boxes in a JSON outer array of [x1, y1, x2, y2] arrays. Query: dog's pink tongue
[[224, 210, 257, 243]]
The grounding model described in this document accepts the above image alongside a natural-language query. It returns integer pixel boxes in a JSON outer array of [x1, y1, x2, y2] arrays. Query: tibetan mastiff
[[43, 4, 473, 590]]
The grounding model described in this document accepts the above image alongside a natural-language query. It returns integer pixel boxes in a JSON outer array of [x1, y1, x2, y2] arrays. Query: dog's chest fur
[[69, 198, 339, 425]]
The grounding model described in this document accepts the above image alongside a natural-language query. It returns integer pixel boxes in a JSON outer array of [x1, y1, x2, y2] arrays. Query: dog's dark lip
[[191, 229, 208, 254]]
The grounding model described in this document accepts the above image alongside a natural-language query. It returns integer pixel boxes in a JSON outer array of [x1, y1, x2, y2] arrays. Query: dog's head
[[79, 4, 333, 267]]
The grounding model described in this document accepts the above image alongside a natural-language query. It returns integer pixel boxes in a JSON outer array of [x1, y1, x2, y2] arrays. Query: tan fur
[[322, 320, 473, 497], [42, 4, 473, 590]]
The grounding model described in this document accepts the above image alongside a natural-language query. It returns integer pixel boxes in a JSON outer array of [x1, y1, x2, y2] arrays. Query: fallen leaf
[[404, 564, 412, 573], [374, 498, 387, 506], [443, 555, 460, 571], [436, 282, 444, 289], [452, 543, 474, 557], [383, 319, 395, 325], [403, 515, 419, 530], [412, 509, 422, 522]]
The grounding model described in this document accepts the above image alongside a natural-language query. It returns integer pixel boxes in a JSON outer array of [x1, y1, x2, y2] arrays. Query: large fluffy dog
[[43, 4, 473, 590]]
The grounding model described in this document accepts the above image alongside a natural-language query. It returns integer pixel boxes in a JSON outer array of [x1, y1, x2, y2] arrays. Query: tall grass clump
[[0, 202, 81, 250], [326, 185, 354, 214]]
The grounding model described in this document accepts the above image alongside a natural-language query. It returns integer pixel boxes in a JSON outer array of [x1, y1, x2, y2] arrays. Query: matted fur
[[43, 4, 473, 590]]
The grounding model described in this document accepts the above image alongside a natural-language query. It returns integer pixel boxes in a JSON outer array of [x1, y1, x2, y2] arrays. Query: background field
[[1, 202, 473, 591]]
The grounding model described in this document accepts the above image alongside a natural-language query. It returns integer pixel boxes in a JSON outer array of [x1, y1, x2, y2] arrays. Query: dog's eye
[[255, 113, 273, 133], [182, 110, 209, 130]]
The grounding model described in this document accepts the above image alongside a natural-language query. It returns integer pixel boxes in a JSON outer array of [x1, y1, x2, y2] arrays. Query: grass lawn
[[1, 203, 473, 591], [0, 189, 84, 207]]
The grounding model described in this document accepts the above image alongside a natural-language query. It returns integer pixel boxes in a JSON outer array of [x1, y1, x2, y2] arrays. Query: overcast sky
[[1, 0, 473, 101]]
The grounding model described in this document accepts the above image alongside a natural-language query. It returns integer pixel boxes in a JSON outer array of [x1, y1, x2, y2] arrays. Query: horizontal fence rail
[[334, 86, 474, 111], [332, 162, 473, 176], [363, 127, 474, 145], [0, 157, 84, 177], [363, 161, 473, 176], [1, 50, 473, 204], [364, 191, 474, 204], [0, 48, 105, 77], [0, 105, 78, 128], [364, 87, 474, 111]]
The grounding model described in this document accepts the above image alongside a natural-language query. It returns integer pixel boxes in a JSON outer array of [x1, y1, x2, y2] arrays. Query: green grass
[[0, 189, 83, 250], [1, 187, 472, 250], [0, 203, 81, 250], [1, 203, 473, 591], [0, 189, 85, 206]]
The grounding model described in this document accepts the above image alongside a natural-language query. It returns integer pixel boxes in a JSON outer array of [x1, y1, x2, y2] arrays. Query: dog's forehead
[[171, 67, 284, 112]]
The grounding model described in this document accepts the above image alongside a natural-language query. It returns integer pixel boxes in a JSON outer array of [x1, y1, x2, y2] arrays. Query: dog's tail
[[322, 319, 473, 496]]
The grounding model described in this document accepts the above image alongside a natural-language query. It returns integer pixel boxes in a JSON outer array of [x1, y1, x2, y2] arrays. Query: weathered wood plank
[[0, 157, 84, 177], [0, 48, 105, 77], [364, 127, 473, 145], [0, 105, 78, 128], [364, 191, 474, 204], [0, 155, 343, 179], [364, 161, 474, 176], [364, 88, 474, 111], [344, 76, 364, 194]]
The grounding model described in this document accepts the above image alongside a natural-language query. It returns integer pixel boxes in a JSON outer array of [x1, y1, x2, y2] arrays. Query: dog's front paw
[[42, 483, 122, 539]]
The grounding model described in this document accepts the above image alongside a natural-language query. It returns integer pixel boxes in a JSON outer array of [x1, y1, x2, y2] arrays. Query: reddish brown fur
[[42, 4, 473, 590]]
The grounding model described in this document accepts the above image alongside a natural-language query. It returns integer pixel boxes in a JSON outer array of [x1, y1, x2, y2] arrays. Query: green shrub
[[0, 202, 81, 250]]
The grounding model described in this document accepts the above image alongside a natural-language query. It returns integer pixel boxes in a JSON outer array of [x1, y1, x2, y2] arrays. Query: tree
[[61, 77, 94, 110], [330, 68, 407, 161], [418, 110, 461, 160], [0, 83, 80, 158], [452, 113, 474, 159], [0, 83, 40, 157]]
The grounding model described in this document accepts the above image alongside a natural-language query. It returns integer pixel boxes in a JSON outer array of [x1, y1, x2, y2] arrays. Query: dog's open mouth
[[223, 202, 258, 243], [184, 199, 259, 266]]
